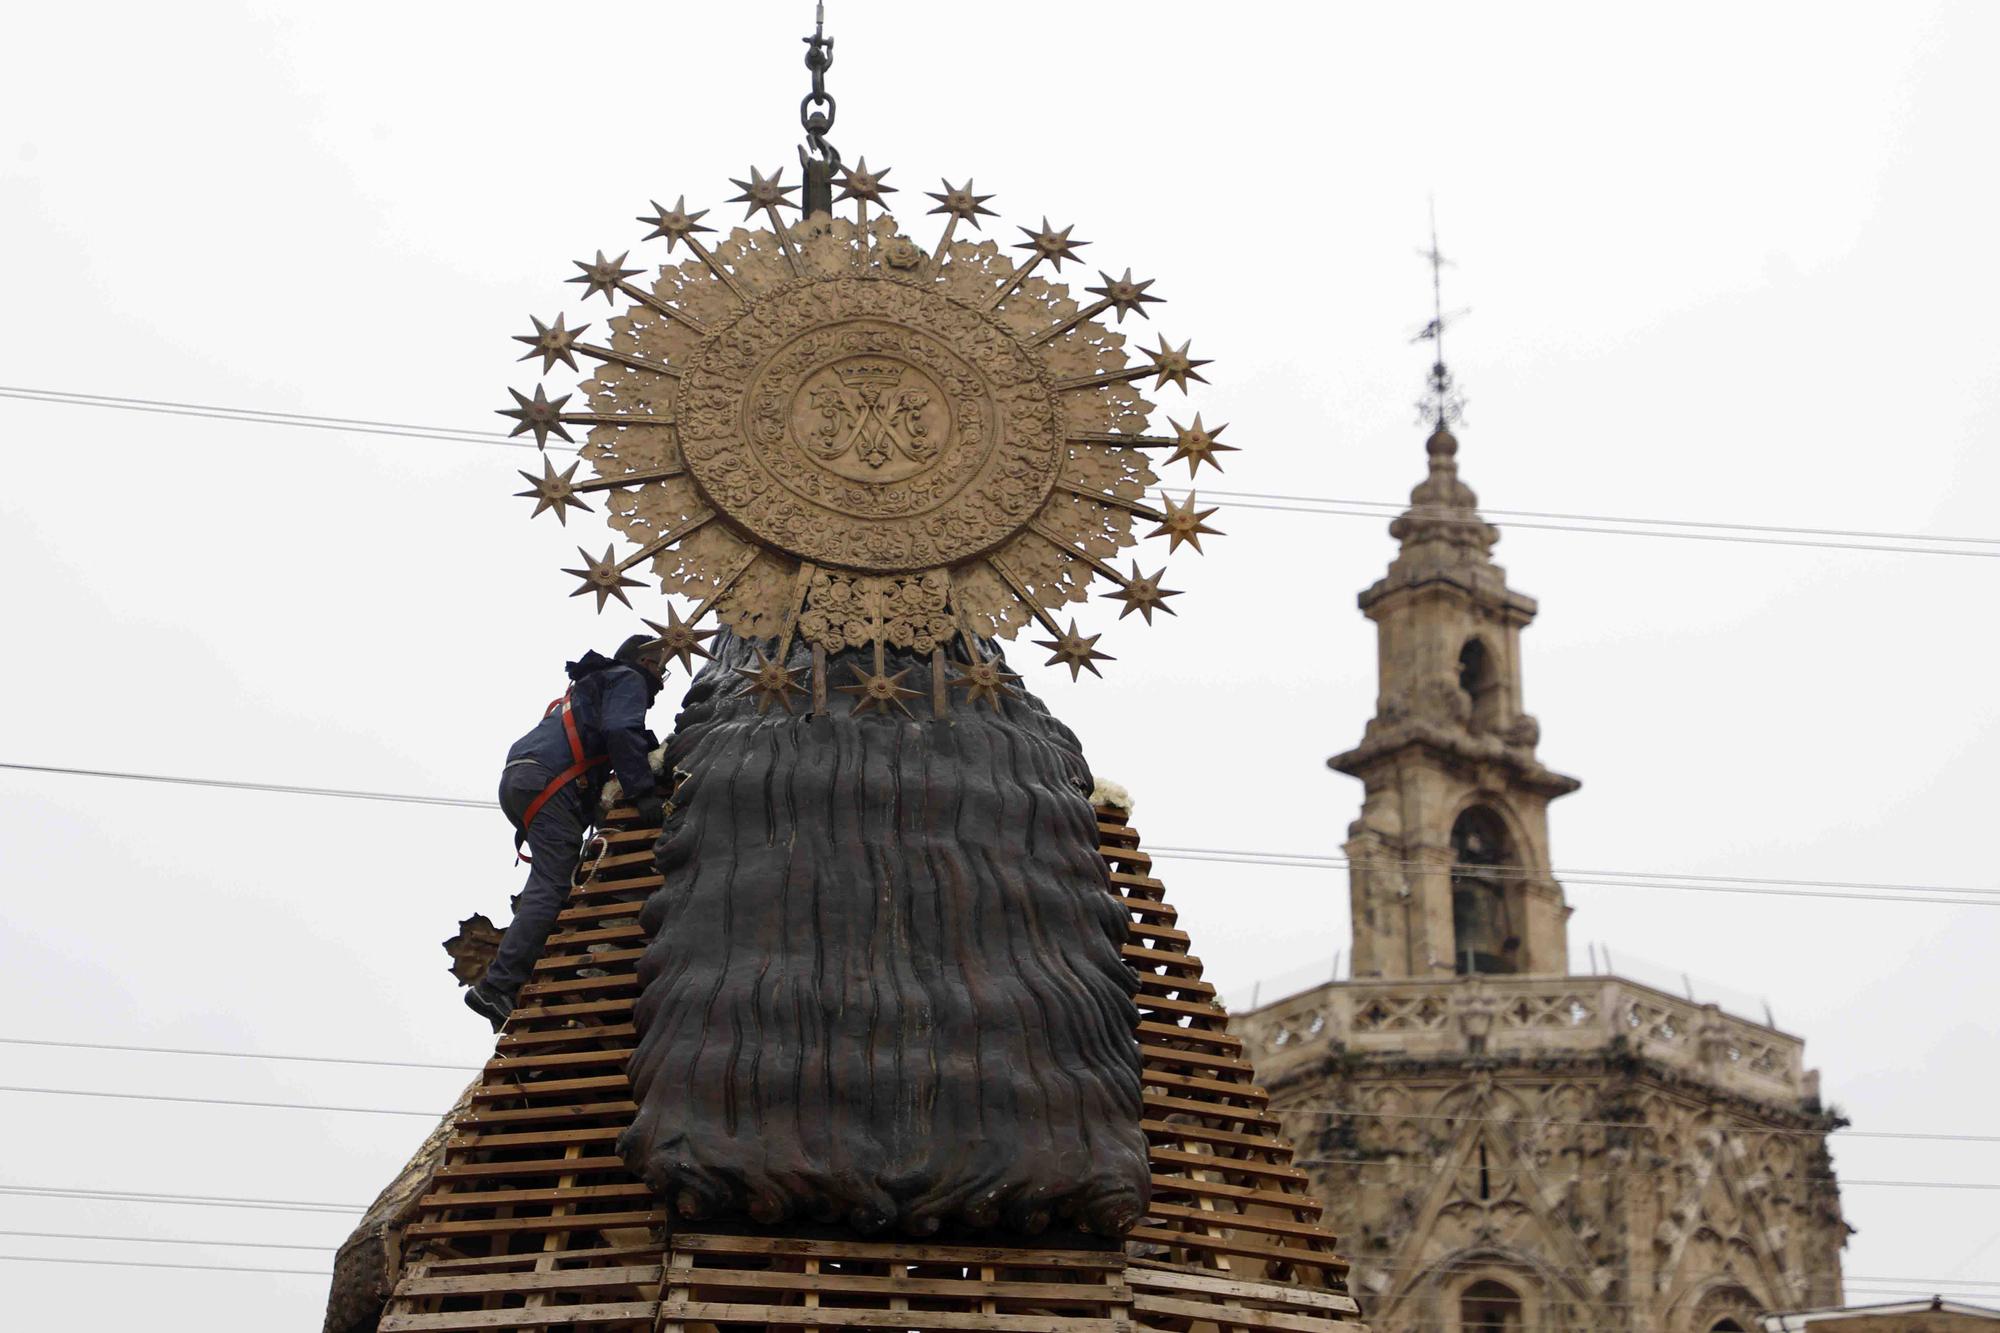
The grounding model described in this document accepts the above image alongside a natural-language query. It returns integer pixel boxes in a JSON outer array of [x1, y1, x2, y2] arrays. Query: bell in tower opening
[[1449, 806, 1518, 974]]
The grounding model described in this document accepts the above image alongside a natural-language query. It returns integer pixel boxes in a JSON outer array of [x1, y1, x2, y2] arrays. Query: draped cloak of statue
[[617, 630, 1149, 1238]]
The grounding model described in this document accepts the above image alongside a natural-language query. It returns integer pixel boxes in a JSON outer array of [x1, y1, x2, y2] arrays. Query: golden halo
[[504, 165, 1232, 681]]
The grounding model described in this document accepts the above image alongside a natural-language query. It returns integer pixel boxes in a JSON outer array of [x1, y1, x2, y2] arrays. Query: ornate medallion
[[503, 162, 1237, 687]]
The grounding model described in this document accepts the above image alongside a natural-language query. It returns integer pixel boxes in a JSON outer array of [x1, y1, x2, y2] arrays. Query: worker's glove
[[630, 791, 668, 827]]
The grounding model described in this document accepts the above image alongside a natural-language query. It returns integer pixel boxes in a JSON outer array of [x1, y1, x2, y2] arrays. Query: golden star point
[[1085, 268, 1163, 323], [513, 313, 588, 373], [641, 605, 719, 674], [727, 166, 799, 219], [514, 456, 592, 526], [1109, 562, 1182, 623], [497, 384, 575, 449], [1147, 492, 1224, 555], [1165, 413, 1237, 477], [1014, 218, 1088, 269], [562, 545, 645, 612], [567, 250, 640, 303], [1142, 336, 1210, 392], [636, 196, 714, 250], [733, 647, 805, 714], [950, 656, 1023, 711], [837, 664, 924, 718], [926, 178, 997, 228], [1034, 619, 1114, 680], [835, 157, 896, 205]]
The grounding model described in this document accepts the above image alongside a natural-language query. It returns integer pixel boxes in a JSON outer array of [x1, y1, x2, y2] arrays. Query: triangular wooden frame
[[372, 804, 1367, 1331]]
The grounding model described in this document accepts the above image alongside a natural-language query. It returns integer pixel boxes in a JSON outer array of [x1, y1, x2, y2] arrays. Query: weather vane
[[502, 5, 1237, 709], [1413, 200, 1467, 429]]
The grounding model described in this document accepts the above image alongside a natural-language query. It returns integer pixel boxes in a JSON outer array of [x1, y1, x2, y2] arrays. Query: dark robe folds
[[617, 632, 1147, 1237]]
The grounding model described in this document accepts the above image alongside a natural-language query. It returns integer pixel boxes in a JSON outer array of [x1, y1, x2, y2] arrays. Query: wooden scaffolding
[[377, 804, 1366, 1332]]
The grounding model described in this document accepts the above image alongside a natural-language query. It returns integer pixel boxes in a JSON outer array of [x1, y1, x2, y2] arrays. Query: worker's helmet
[[615, 633, 663, 669]]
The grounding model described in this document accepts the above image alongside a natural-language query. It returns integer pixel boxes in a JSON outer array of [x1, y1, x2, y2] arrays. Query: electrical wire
[[0, 1252, 324, 1277], [6, 760, 1995, 910], [0, 1184, 362, 1214], [3, 1078, 1995, 1147], [4, 384, 1995, 559], [0, 1035, 478, 1073], [0, 1229, 334, 1252], [0, 1084, 439, 1118]]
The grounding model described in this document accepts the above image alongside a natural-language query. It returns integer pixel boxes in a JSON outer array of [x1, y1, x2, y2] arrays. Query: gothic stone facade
[[1233, 426, 1848, 1332]]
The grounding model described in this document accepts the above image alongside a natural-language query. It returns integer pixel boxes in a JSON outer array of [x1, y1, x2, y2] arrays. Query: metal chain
[[800, 2, 839, 171]]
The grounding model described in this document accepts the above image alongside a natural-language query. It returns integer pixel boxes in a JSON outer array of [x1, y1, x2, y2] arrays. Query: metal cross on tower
[[1413, 200, 1467, 429]]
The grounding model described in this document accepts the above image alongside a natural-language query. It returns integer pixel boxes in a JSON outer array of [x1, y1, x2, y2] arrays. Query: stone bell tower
[[1330, 421, 1580, 980], [1234, 262, 1849, 1330]]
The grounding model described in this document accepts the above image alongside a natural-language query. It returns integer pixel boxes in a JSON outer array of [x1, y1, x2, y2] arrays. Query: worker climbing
[[465, 633, 668, 1030]]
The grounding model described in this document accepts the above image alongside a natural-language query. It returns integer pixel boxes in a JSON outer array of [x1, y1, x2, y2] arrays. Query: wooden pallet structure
[[376, 805, 1366, 1332]]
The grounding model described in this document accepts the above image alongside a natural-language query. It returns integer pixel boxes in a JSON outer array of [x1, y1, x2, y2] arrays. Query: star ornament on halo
[[1085, 268, 1161, 323], [1014, 218, 1087, 269], [1141, 336, 1210, 392], [926, 178, 997, 227], [497, 384, 574, 449], [837, 664, 925, 718], [727, 166, 799, 218], [567, 250, 640, 304], [1035, 620, 1115, 680], [515, 457, 593, 526], [1109, 563, 1181, 623], [835, 157, 895, 205], [514, 313, 588, 373], [641, 605, 718, 674], [636, 196, 714, 250], [562, 545, 644, 612], [733, 647, 806, 715], [1164, 414, 1237, 477], [951, 656, 1023, 712], [1148, 492, 1224, 555]]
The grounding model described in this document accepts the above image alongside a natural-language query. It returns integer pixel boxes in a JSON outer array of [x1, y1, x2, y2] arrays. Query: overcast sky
[[3, 2, 1997, 1326]]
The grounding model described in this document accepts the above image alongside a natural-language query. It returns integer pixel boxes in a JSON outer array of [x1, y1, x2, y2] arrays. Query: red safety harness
[[514, 690, 609, 861]]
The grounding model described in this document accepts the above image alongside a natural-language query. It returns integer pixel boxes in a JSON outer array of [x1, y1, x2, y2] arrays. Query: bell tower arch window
[[1458, 636, 1503, 733], [1451, 806, 1519, 975]]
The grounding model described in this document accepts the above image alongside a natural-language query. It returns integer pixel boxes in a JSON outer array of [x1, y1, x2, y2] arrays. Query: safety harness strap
[[513, 691, 608, 860]]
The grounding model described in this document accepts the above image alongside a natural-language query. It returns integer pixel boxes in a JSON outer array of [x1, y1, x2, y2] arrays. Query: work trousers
[[485, 761, 589, 1002]]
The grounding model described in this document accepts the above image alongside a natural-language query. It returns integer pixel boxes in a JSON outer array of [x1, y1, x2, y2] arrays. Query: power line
[[0, 1252, 324, 1277], [0, 385, 519, 449], [1206, 495, 2000, 559], [1208, 487, 2000, 549], [1147, 844, 2000, 900], [0, 1084, 439, 1119], [0, 1035, 477, 1074], [3, 1078, 1995, 1148], [8, 760, 1996, 910], [0, 761, 490, 810], [0, 1228, 334, 1252], [0, 1184, 362, 1214], [1149, 846, 2000, 909], [5, 384, 1995, 559]]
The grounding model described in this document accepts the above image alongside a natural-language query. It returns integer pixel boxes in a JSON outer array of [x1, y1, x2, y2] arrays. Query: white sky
[[2, 2, 1997, 1326]]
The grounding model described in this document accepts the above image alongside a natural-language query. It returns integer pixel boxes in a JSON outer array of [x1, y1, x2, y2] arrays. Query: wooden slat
[[380, 1304, 657, 1331], [663, 1303, 1119, 1332], [669, 1234, 1125, 1268], [394, 1264, 664, 1297]]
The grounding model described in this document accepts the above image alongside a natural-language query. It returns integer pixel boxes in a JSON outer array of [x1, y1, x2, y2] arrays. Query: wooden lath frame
[[375, 802, 1365, 1331]]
